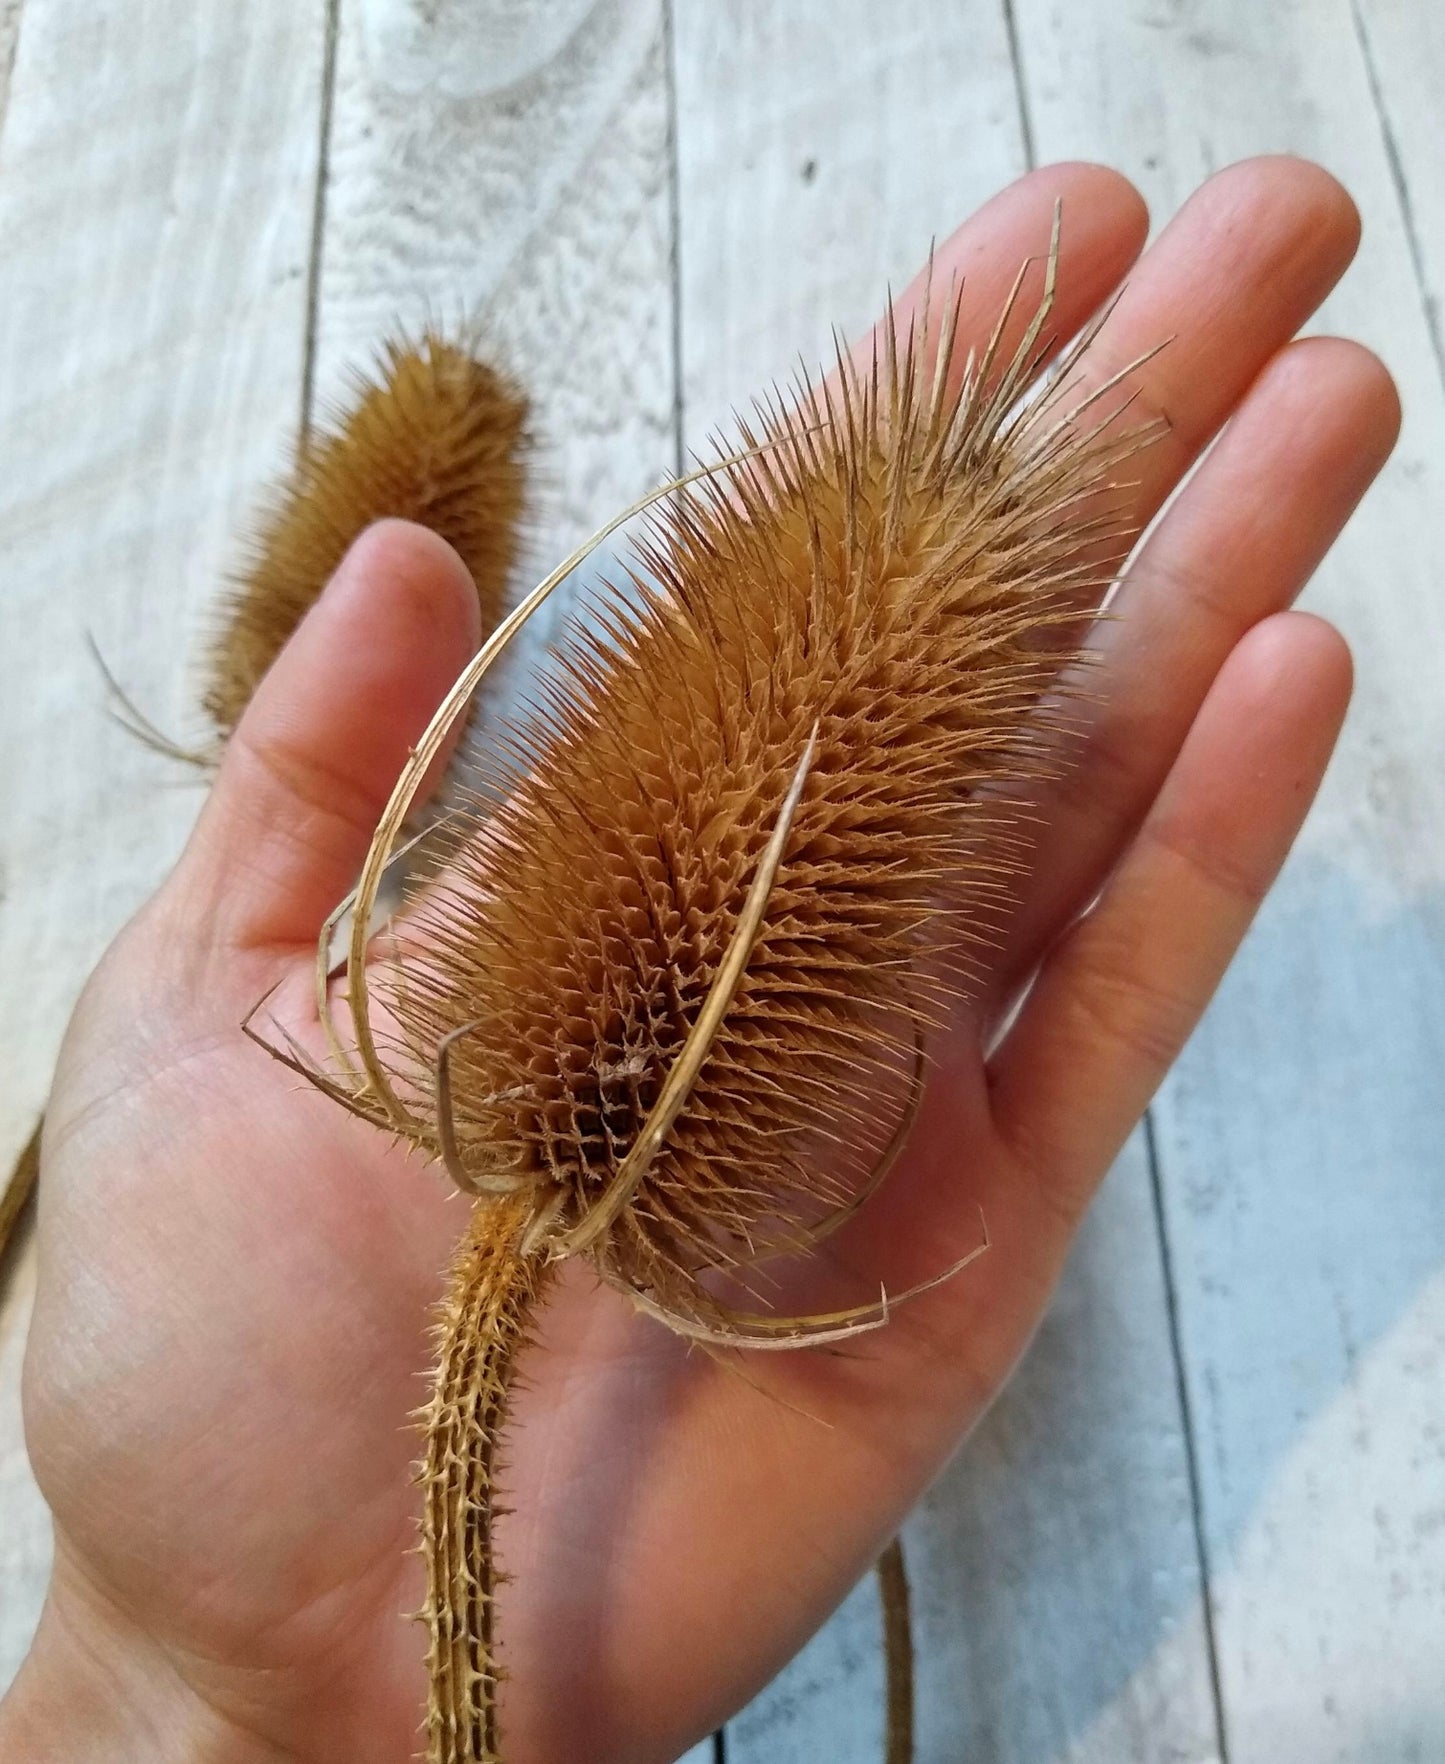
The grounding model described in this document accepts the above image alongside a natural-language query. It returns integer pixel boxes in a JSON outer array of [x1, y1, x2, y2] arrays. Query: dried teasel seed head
[[204, 328, 529, 735], [355, 272, 1157, 1324]]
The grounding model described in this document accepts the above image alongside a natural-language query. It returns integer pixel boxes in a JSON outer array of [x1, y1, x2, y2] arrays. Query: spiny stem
[[420, 1197, 546, 1762]]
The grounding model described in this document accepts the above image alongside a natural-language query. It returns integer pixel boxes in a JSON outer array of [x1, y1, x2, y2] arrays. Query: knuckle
[[1062, 935, 1195, 1078], [230, 727, 380, 853], [1145, 819, 1271, 911]]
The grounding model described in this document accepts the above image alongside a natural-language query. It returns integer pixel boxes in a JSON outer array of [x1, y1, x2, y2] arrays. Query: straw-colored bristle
[[204, 330, 528, 734], [390, 295, 1145, 1304]]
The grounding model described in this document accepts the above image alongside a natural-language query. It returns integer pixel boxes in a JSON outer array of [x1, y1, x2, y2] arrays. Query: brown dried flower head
[[205, 329, 529, 735], [374, 274, 1144, 1315]]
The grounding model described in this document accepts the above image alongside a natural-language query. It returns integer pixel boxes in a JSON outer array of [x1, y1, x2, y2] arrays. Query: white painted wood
[[672, 0, 1025, 426], [1015, 2, 1445, 1757], [316, 0, 677, 703], [1335, 0, 1445, 390], [0, 0, 328, 1691], [673, 8, 1220, 1758]]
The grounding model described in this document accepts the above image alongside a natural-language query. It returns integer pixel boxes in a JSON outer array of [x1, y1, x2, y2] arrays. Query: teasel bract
[[250, 223, 1159, 1762], [204, 328, 529, 739]]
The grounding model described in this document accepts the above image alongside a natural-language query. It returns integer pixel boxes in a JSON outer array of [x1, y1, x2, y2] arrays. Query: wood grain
[[0, 0, 328, 1691], [902, 1135, 1221, 1763], [1015, 0, 1445, 1756], [1350, 0, 1445, 388], [316, 0, 677, 694], [672, 0, 1024, 426]]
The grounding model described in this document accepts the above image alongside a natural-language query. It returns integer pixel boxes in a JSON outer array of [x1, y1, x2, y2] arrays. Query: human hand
[[0, 157, 1397, 1763]]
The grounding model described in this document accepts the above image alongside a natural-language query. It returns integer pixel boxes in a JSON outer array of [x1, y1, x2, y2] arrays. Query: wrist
[[0, 1570, 280, 1764]]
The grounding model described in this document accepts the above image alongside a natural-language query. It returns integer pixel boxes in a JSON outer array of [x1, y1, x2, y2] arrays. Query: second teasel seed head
[[205, 328, 530, 736]]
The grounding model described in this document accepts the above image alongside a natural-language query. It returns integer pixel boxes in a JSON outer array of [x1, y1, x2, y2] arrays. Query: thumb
[[180, 519, 481, 951]]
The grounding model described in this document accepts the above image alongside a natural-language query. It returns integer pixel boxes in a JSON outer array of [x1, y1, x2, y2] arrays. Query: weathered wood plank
[[0, 0, 329, 1690], [1348, 0, 1445, 388], [315, 0, 676, 614], [672, 6, 1219, 1758], [672, 0, 1023, 424], [1014, 2, 1445, 1756]]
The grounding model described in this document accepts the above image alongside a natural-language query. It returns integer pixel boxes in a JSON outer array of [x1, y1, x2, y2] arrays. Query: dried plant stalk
[[205, 329, 529, 736], [254, 222, 1159, 1763], [878, 1536, 915, 1764], [418, 1196, 545, 1757]]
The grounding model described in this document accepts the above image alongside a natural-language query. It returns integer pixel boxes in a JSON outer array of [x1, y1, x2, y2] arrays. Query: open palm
[[3, 158, 1397, 1764]]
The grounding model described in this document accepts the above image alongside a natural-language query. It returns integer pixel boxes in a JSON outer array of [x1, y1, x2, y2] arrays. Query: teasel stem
[[0, 1118, 41, 1269], [420, 1195, 547, 1763], [878, 1535, 915, 1764]]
